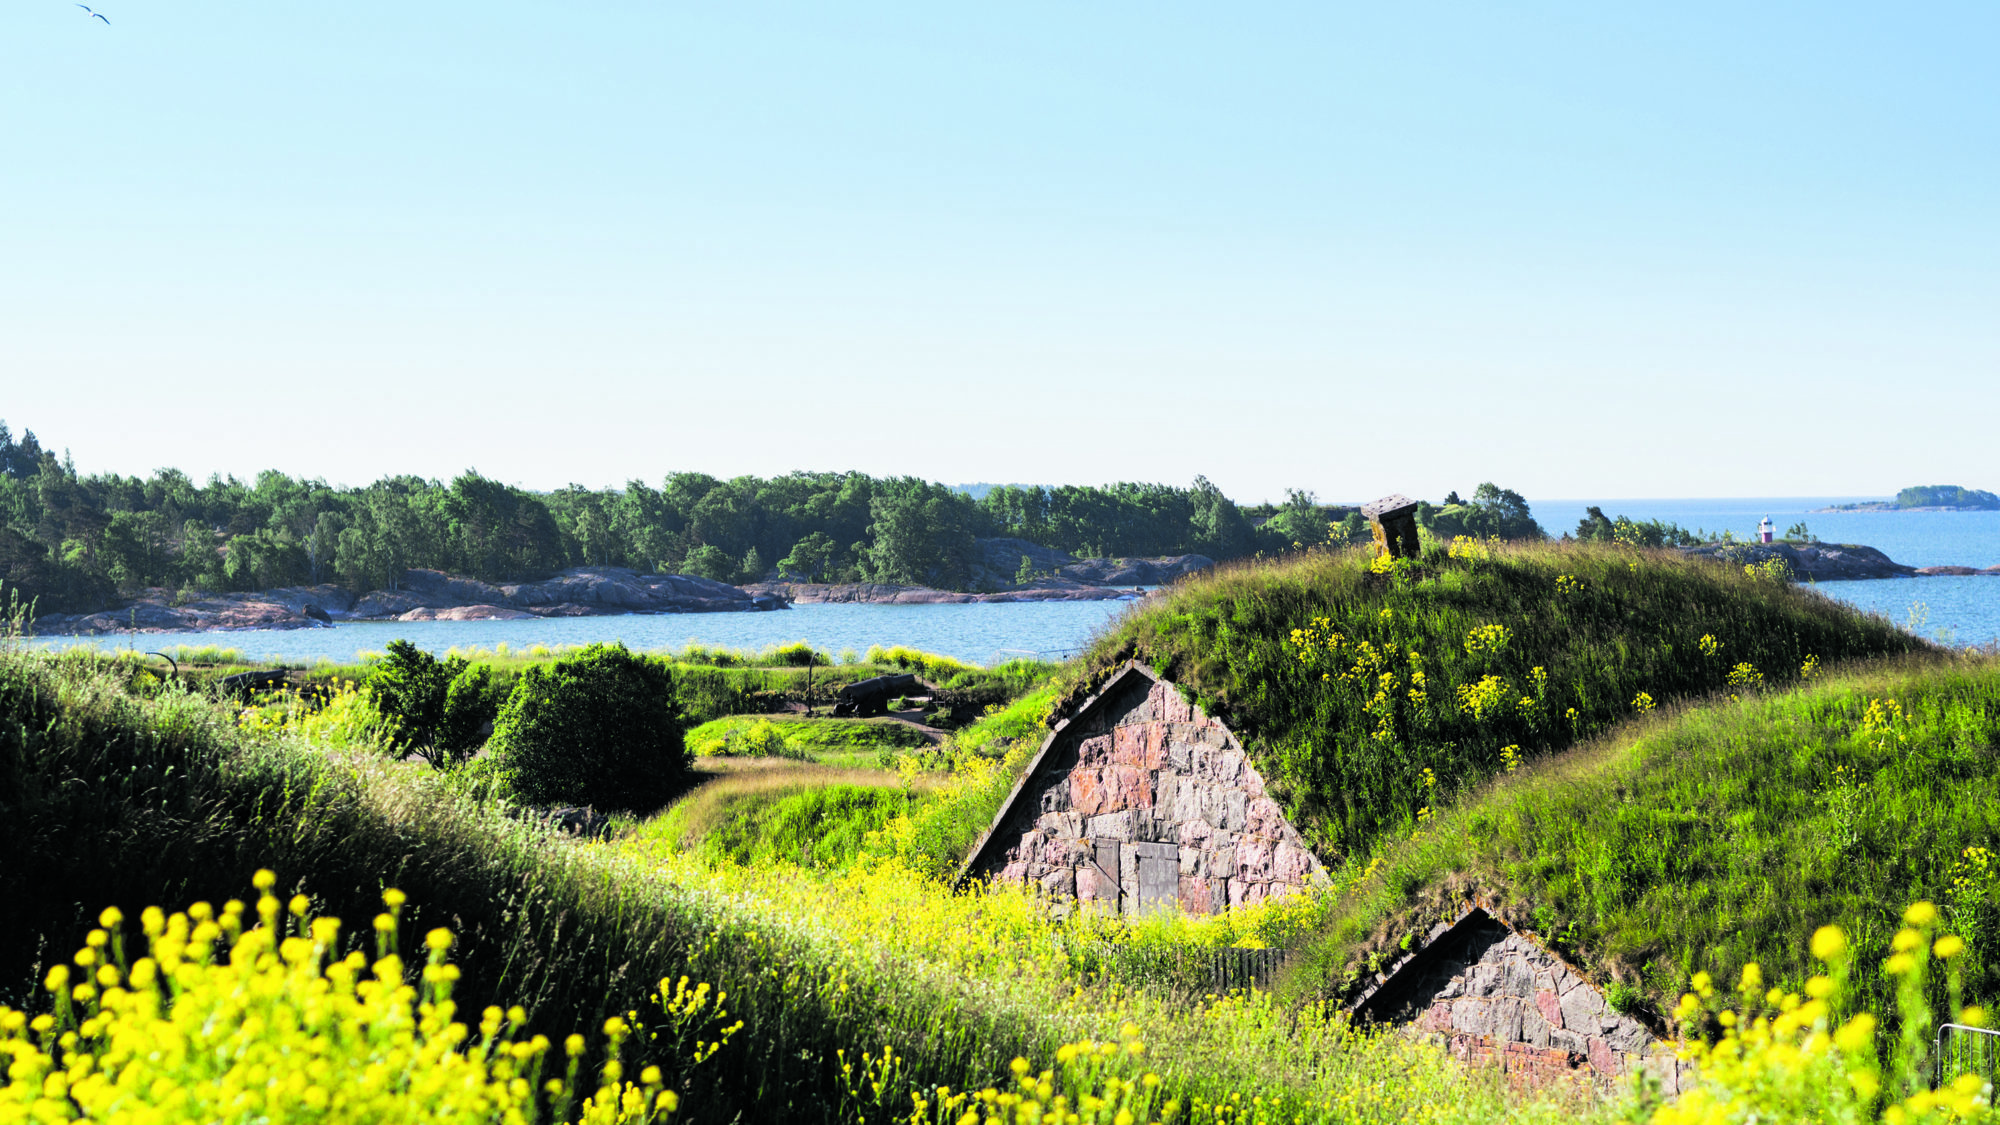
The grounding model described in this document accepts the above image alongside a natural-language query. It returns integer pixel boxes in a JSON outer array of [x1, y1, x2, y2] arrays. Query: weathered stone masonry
[[1352, 907, 1689, 1090], [960, 663, 1324, 916]]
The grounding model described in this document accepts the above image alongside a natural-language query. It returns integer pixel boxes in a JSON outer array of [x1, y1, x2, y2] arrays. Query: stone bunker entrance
[[958, 661, 1325, 917], [1349, 906, 1688, 1090]]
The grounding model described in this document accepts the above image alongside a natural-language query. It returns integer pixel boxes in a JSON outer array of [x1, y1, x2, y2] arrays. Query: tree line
[[0, 421, 1563, 615]]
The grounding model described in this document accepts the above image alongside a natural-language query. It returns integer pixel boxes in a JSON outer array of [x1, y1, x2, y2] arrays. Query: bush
[[488, 643, 689, 810], [771, 641, 826, 667], [366, 640, 462, 767], [437, 661, 504, 762]]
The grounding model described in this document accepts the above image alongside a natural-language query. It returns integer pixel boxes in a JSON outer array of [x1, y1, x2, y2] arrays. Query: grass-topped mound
[[0, 647, 1600, 1124], [686, 714, 933, 765], [641, 766, 925, 868], [1290, 654, 2000, 1021], [1069, 540, 1924, 858]]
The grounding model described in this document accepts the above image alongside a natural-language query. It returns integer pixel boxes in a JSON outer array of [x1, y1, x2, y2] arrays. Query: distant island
[[1822, 485, 2000, 512]]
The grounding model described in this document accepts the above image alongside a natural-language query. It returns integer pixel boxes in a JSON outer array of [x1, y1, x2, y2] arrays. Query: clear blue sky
[[5, 2, 1995, 503]]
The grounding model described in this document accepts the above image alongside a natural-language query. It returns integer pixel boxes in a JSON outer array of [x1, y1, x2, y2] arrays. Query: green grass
[[642, 765, 924, 868], [1286, 653, 2000, 1024], [0, 645, 1596, 1125], [1070, 540, 1924, 859], [686, 714, 933, 766]]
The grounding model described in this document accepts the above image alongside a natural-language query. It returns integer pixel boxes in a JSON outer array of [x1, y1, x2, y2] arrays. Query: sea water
[[30, 598, 1138, 667], [1534, 498, 2000, 646]]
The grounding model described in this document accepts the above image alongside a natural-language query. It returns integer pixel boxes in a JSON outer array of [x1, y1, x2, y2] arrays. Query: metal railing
[[1083, 944, 1294, 996], [1935, 1022, 2000, 1088]]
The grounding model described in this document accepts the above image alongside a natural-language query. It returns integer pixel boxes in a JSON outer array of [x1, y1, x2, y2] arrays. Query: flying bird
[[75, 3, 110, 22]]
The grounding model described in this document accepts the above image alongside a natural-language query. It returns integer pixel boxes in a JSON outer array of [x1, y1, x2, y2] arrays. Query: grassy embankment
[[1284, 654, 2000, 1019], [0, 647, 1595, 1124], [1067, 539, 1925, 858]]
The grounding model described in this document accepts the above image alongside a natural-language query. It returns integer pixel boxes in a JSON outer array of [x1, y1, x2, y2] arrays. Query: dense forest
[[0, 422, 1549, 615]]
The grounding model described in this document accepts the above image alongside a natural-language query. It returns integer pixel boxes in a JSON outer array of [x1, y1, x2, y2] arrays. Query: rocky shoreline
[[1676, 541, 2000, 581], [29, 553, 1210, 635], [34, 541, 1992, 636], [31, 567, 784, 635]]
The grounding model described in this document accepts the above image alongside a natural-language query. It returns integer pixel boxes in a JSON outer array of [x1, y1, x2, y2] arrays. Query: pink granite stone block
[[1077, 734, 1112, 766], [1535, 990, 1563, 1029], [1111, 725, 1146, 766], [1115, 765, 1153, 809], [1070, 769, 1111, 816], [1235, 834, 1275, 879], [1272, 839, 1314, 883], [1177, 874, 1214, 914], [1246, 796, 1284, 837]]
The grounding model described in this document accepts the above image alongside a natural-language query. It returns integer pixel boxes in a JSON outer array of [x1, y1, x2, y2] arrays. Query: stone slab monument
[[1362, 494, 1422, 559]]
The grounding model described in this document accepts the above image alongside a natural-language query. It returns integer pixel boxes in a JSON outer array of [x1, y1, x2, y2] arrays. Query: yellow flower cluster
[[0, 875, 701, 1125], [1862, 697, 1907, 746], [900, 1025, 1169, 1125], [1456, 675, 1512, 720], [1463, 624, 1511, 658], [1285, 617, 1345, 668], [1633, 691, 1657, 714], [1446, 536, 1494, 561], [1800, 654, 1821, 681], [1698, 634, 1724, 659], [1726, 662, 1763, 690], [1659, 903, 1990, 1125], [1554, 573, 1584, 597], [1499, 744, 1522, 774]]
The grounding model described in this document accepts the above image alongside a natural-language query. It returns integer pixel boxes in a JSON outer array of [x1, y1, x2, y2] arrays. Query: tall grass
[[1286, 654, 2000, 1024], [1074, 540, 1924, 857], [0, 647, 1603, 1123]]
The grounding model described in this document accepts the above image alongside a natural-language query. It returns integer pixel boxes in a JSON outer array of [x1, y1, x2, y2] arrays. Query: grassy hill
[[0, 646, 1590, 1124], [1285, 654, 2000, 1022], [1067, 540, 1925, 858]]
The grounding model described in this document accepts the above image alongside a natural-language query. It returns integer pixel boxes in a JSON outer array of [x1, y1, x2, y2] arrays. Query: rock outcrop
[[739, 581, 1146, 606], [34, 567, 782, 635], [1678, 541, 1919, 581]]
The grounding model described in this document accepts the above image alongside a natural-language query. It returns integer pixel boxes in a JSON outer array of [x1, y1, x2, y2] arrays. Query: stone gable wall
[[979, 672, 1323, 915], [1378, 912, 1688, 1091]]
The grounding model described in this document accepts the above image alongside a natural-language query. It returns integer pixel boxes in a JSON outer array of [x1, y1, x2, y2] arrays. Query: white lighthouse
[[1759, 516, 1774, 544]]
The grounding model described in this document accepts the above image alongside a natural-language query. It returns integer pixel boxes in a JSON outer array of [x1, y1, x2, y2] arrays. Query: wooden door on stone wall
[[1133, 842, 1178, 916], [1088, 840, 1122, 910]]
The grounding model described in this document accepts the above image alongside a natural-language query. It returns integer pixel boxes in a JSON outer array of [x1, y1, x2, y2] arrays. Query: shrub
[[366, 639, 463, 767], [437, 661, 504, 762], [488, 643, 689, 810], [770, 641, 826, 667], [691, 719, 808, 760]]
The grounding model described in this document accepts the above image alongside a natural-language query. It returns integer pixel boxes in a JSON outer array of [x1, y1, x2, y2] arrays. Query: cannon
[[219, 669, 290, 698], [832, 673, 927, 718]]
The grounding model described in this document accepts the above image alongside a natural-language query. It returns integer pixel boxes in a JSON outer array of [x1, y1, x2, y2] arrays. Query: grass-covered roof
[[1287, 654, 2000, 1019], [1066, 540, 1924, 858]]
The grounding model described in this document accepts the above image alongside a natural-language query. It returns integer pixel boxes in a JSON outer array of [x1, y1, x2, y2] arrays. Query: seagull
[[75, 3, 110, 22]]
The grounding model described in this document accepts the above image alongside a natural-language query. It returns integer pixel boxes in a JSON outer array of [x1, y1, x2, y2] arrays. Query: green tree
[[488, 643, 688, 809], [864, 480, 978, 587], [437, 662, 505, 764], [778, 531, 838, 582], [366, 640, 465, 768], [1427, 482, 1546, 541], [1261, 489, 1329, 549], [680, 544, 738, 583]]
